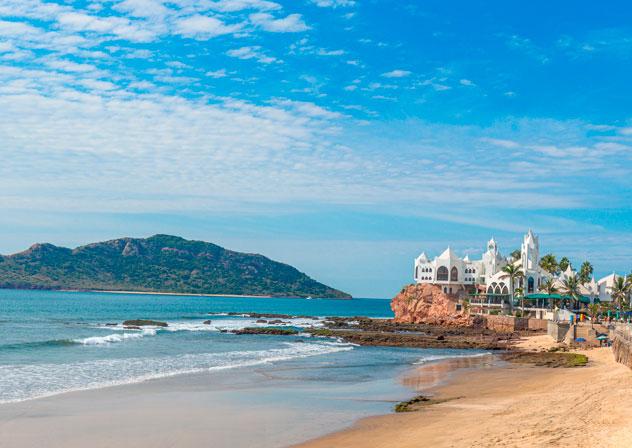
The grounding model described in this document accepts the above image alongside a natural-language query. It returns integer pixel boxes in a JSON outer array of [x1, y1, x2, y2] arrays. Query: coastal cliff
[[390, 283, 471, 327]]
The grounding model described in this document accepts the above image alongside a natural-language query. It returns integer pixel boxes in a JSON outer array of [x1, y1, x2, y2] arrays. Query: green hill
[[0, 234, 351, 298]]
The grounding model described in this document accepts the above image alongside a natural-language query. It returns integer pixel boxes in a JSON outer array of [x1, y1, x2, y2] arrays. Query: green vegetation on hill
[[0, 234, 351, 298]]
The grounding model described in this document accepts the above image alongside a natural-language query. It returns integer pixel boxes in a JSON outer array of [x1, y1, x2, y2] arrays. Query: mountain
[[0, 234, 351, 298]]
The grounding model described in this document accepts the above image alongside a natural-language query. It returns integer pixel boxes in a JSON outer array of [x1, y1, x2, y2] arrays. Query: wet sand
[[296, 338, 632, 448], [0, 350, 492, 448]]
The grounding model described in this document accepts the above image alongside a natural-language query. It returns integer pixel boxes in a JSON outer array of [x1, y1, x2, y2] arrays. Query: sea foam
[[0, 342, 353, 404]]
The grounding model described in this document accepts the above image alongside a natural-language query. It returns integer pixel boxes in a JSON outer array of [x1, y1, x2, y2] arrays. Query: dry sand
[[296, 337, 632, 448]]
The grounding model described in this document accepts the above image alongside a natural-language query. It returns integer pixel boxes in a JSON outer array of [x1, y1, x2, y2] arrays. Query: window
[[450, 266, 458, 282], [528, 277, 535, 293], [437, 266, 449, 281]]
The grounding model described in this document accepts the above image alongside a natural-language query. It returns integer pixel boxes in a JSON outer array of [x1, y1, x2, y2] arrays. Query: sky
[[0, 0, 631, 298]]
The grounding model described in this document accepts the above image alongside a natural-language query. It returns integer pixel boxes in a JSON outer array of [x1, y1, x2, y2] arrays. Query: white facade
[[413, 230, 597, 299], [413, 247, 481, 295]]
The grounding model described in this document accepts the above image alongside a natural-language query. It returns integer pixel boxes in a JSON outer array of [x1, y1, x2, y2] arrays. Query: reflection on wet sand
[[400, 354, 498, 392]]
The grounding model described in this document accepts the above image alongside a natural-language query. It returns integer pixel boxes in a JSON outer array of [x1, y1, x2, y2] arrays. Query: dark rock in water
[[122, 319, 168, 327], [233, 327, 298, 336], [220, 329, 228, 333], [203, 320, 212, 325], [124, 326, 141, 330], [256, 319, 268, 323], [268, 319, 288, 325], [105, 323, 118, 326]]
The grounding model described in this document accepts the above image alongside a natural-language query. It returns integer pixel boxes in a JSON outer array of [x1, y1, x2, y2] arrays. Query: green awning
[[524, 293, 591, 304], [524, 293, 563, 300]]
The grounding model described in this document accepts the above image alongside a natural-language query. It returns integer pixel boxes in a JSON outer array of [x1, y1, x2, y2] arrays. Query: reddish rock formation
[[390, 283, 471, 327]]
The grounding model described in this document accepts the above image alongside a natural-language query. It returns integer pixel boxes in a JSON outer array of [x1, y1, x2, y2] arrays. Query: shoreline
[[295, 336, 632, 448], [12, 288, 356, 300], [0, 348, 491, 448]]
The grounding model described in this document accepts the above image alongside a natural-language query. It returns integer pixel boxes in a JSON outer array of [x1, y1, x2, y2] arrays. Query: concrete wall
[[548, 321, 571, 342], [528, 319, 548, 331], [612, 327, 632, 370], [484, 315, 547, 333]]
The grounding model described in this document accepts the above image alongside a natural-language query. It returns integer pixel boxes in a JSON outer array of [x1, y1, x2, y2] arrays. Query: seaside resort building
[[413, 230, 622, 315]]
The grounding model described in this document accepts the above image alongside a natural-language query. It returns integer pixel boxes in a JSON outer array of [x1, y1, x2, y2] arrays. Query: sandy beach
[[297, 336, 632, 448]]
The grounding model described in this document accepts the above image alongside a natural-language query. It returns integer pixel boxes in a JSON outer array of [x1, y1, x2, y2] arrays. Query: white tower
[[521, 229, 539, 272]]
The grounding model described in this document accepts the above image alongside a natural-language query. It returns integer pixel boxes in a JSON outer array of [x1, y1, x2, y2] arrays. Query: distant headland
[[0, 234, 351, 299]]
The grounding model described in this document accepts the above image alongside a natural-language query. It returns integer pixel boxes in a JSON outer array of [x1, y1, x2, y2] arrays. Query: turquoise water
[[0, 289, 483, 404]]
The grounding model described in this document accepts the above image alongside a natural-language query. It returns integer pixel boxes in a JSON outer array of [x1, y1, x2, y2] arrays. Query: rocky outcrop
[[122, 319, 168, 327], [390, 284, 471, 327]]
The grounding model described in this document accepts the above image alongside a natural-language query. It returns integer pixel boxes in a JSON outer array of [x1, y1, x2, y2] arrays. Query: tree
[[611, 276, 631, 310], [559, 257, 571, 272], [500, 264, 524, 312], [514, 287, 525, 315], [539, 254, 558, 274], [539, 278, 558, 309], [579, 261, 593, 284], [510, 249, 521, 261], [588, 303, 600, 328], [561, 276, 580, 309]]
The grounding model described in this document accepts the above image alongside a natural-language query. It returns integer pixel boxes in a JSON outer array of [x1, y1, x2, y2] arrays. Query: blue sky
[[0, 0, 631, 297]]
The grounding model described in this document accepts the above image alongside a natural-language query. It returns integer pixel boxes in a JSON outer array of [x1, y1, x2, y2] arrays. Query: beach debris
[[394, 395, 456, 412]]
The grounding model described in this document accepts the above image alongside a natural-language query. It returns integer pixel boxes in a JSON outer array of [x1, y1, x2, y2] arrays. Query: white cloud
[[317, 48, 344, 56], [310, 0, 355, 7], [208, 0, 282, 12], [381, 69, 411, 78], [206, 69, 228, 78], [57, 12, 156, 42], [459, 78, 475, 86], [249, 12, 309, 32], [174, 15, 242, 39], [226, 46, 278, 64], [45, 59, 98, 73]]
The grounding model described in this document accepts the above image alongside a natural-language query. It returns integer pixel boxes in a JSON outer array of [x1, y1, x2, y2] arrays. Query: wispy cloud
[[227, 45, 279, 64], [249, 12, 309, 32], [381, 69, 411, 78]]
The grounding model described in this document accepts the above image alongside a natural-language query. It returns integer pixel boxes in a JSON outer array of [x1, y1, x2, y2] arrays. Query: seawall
[[612, 325, 632, 370]]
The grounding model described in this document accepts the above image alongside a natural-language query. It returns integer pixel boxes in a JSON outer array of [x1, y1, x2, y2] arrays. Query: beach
[[2, 289, 632, 448], [297, 336, 632, 448]]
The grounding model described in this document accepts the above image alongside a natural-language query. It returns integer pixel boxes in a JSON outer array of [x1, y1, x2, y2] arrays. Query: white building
[[413, 229, 621, 303]]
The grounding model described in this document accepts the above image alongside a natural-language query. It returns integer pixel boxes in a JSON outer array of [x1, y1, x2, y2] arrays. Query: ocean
[[0, 289, 485, 411]]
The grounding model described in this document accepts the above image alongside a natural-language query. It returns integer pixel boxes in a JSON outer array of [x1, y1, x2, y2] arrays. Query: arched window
[[450, 267, 458, 282], [501, 285, 509, 295], [528, 277, 535, 293], [437, 266, 449, 281], [415, 266, 419, 278], [487, 286, 494, 294]]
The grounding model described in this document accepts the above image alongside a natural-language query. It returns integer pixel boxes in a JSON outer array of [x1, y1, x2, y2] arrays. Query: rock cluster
[[390, 283, 471, 327]]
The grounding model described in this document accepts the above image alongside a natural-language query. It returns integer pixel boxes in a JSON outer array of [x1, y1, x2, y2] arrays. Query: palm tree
[[539, 278, 558, 309], [588, 303, 600, 328], [539, 254, 558, 274], [500, 264, 523, 312], [514, 287, 524, 316], [611, 276, 631, 310], [561, 276, 581, 309], [579, 261, 593, 284], [559, 257, 571, 273]]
